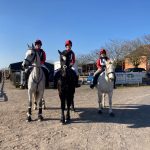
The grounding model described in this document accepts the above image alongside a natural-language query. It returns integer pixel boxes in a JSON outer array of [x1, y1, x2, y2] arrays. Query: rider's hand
[[69, 63, 74, 68]]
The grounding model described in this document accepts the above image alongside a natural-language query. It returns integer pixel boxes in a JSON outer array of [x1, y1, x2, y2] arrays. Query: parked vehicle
[[124, 68, 146, 72], [115, 68, 125, 72], [86, 72, 94, 85]]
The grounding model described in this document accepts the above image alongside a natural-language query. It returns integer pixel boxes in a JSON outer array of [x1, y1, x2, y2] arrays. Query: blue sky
[[0, 0, 150, 68]]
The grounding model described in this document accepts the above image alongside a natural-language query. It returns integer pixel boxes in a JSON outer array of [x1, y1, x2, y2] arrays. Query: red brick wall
[[124, 56, 147, 70]]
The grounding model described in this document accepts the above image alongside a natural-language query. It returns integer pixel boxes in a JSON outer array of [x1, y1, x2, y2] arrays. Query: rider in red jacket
[[25, 39, 49, 87], [54, 40, 79, 88], [34, 40, 46, 64], [63, 40, 75, 67], [90, 49, 109, 89]]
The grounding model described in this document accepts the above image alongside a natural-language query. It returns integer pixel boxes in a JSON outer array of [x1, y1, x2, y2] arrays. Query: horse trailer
[[9, 61, 54, 88]]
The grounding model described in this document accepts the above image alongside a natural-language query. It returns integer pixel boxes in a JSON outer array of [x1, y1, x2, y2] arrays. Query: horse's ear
[[32, 43, 35, 49], [27, 44, 31, 49], [58, 50, 62, 55]]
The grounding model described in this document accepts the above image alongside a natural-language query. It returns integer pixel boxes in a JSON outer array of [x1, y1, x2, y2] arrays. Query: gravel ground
[[0, 81, 150, 150]]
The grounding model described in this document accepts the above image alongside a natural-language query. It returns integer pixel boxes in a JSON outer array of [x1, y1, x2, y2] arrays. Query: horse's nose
[[109, 74, 114, 81], [110, 77, 114, 81]]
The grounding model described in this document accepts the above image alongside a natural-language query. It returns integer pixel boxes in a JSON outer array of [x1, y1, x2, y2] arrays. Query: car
[[115, 68, 125, 72], [124, 68, 146, 72], [87, 75, 94, 84]]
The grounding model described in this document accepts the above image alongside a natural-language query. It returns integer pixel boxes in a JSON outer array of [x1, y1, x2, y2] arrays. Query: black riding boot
[[75, 74, 80, 88], [90, 72, 100, 89], [42, 67, 49, 88], [54, 70, 61, 89], [25, 67, 33, 88], [114, 74, 116, 89]]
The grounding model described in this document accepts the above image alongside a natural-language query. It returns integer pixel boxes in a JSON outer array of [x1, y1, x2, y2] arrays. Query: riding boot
[[42, 67, 49, 88], [54, 70, 61, 89], [114, 74, 116, 89], [75, 74, 80, 88], [25, 67, 32, 88], [90, 73, 100, 89]]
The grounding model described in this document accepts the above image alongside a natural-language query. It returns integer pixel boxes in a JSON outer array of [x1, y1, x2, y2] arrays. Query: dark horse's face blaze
[[58, 50, 68, 77]]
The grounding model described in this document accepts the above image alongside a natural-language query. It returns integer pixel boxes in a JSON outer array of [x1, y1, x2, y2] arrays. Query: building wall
[[124, 56, 147, 70]]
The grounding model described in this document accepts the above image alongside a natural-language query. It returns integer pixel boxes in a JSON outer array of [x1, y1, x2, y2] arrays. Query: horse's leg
[[98, 91, 102, 114], [27, 90, 32, 122], [108, 92, 114, 117], [60, 94, 65, 124], [102, 93, 106, 109], [42, 97, 46, 109], [66, 94, 72, 122], [71, 95, 75, 111], [38, 92, 44, 121], [38, 98, 44, 121], [33, 94, 37, 110]]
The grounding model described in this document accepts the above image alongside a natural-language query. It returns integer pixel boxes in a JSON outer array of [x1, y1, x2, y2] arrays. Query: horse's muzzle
[[22, 62, 27, 70]]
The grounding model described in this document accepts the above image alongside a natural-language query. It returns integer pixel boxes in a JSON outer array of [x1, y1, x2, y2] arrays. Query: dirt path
[[0, 81, 150, 150]]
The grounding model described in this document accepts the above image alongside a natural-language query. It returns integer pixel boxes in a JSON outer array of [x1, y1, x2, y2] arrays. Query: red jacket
[[96, 57, 109, 69], [36, 49, 46, 64], [70, 50, 75, 65], [65, 49, 75, 65]]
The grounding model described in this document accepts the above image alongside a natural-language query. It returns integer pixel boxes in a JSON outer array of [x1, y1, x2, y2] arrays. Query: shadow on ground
[[70, 104, 150, 128]]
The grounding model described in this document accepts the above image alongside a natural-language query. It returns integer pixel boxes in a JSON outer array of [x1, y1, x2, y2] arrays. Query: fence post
[[0, 71, 6, 101]]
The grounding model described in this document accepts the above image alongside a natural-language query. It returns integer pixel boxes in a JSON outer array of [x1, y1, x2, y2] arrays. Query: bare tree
[[143, 34, 150, 44], [76, 54, 89, 67], [76, 34, 150, 69]]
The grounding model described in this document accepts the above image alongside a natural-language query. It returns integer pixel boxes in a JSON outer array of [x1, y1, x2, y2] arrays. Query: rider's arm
[[70, 52, 75, 66], [96, 59, 101, 69], [71, 52, 75, 64]]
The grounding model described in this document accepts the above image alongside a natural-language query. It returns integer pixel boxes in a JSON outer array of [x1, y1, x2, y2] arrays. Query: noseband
[[63, 65, 67, 70], [107, 71, 115, 76]]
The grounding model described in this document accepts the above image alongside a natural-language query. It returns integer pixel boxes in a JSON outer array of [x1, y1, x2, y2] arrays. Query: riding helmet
[[35, 39, 42, 46], [65, 40, 72, 47], [100, 49, 106, 55]]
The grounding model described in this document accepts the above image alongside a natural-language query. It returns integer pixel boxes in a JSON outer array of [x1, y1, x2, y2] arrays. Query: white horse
[[97, 60, 115, 116], [22, 44, 45, 122]]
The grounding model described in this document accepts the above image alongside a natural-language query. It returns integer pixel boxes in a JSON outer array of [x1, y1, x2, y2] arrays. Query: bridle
[[24, 49, 37, 66], [24, 49, 43, 85], [105, 64, 115, 79]]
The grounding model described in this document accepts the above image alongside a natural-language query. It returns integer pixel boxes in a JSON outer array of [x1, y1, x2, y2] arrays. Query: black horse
[[57, 50, 76, 124]]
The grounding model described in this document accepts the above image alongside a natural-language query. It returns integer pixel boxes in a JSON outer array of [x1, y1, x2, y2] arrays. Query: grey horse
[[22, 44, 45, 122]]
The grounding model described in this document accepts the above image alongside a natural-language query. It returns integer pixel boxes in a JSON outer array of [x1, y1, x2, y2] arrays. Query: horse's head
[[105, 60, 115, 81], [58, 50, 68, 77], [22, 44, 38, 69]]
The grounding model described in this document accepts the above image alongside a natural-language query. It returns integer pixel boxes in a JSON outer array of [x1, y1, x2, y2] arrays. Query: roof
[[9, 61, 54, 72], [9, 62, 23, 72]]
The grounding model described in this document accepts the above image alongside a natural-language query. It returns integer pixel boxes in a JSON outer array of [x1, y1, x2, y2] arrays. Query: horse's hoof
[[71, 108, 76, 112], [109, 112, 115, 117], [34, 107, 37, 110], [26, 116, 32, 122], [43, 106, 46, 110], [66, 116, 70, 121], [98, 110, 103, 114], [65, 119, 71, 124], [60, 119, 66, 125], [38, 115, 43, 121]]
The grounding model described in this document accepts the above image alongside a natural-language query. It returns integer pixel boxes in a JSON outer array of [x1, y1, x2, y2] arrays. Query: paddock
[[0, 80, 150, 150]]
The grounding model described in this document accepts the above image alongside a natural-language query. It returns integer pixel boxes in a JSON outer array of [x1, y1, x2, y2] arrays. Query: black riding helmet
[[35, 39, 42, 46]]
